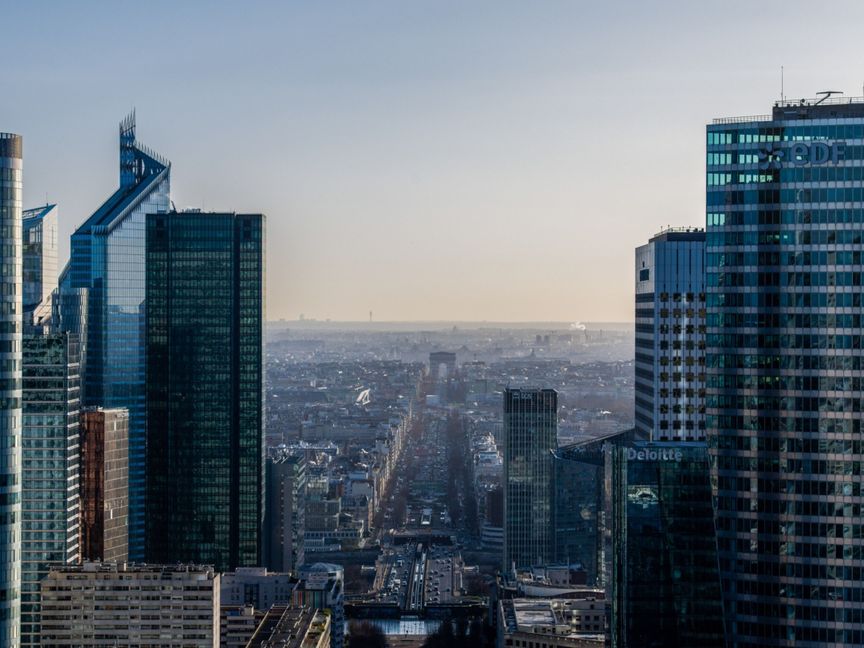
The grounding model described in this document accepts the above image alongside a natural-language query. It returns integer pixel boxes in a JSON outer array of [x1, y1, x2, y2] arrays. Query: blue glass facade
[[20, 333, 80, 647], [707, 99, 864, 646], [0, 132, 23, 648], [65, 114, 170, 560], [21, 204, 57, 328]]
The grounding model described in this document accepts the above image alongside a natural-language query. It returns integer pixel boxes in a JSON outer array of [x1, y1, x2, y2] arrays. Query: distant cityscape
[[4, 91, 864, 647]]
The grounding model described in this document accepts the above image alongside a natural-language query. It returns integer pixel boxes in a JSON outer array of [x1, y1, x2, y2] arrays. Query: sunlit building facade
[[64, 113, 170, 560], [0, 132, 23, 648], [145, 211, 264, 571], [707, 98, 864, 646], [635, 228, 707, 441]]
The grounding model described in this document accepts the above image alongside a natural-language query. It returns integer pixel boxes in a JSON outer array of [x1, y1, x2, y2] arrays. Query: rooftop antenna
[[781, 65, 784, 102], [814, 90, 843, 105]]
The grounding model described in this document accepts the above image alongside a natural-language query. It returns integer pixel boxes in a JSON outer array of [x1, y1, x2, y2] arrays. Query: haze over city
[[4, 1, 864, 321]]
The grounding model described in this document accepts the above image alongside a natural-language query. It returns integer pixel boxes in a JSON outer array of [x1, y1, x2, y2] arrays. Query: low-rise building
[[497, 598, 606, 648], [40, 562, 219, 647]]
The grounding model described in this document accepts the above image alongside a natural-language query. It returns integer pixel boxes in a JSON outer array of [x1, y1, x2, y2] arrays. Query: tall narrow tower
[[0, 132, 23, 648], [503, 387, 557, 571]]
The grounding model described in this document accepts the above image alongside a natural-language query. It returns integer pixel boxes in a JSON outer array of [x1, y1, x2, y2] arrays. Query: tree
[[349, 620, 388, 648]]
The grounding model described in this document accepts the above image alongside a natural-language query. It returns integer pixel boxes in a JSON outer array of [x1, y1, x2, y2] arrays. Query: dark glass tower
[[0, 132, 23, 648], [145, 211, 264, 571], [707, 97, 864, 646], [64, 113, 170, 560], [503, 388, 557, 571], [611, 442, 725, 648]]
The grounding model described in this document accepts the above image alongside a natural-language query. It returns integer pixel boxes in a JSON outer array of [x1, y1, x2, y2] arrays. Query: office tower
[[40, 562, 219, 647], [293, 563, 344, 648], [0, 132, 23, 648], [20, 333, 81, 647], [610, 442, 725, 648], [635, 228, 706, 441], [22, 204, 57, 329], [706, 97, 864, 646], [553, 429, 633, 588], [146, 210, 264, 571], [80, 408, 128, 562], [503, 388, 557, 571], [64, 113, 169, 560], [265, 451, 306, 573]]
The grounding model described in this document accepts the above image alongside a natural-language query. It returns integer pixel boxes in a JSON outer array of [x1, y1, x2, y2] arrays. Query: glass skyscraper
[[635, 228, 707, 441], [145, 210, 264, 571], [0, 132, 23, 648], [707, 97, 864, 646], [64, 113, 170, 560], [611, 442, 725, 648], [20, 333, 80, 647], [503, 387, 557, 571], [22, 204, 57, 329], [553, 428, 633, 588]]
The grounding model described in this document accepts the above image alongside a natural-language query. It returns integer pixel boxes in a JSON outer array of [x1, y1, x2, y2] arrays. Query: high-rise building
[[64, 113, 170, 560], [503, 388, 557, 571], [0, 131, 23, 648], [22, 204, 57, 328], [265, 451, 306, 573], [145, 210, 264, 571], [221, 567, 298, 610], [40, 562, 219, 648], [635, 228, 706, 441], [80, 408, 128, 562], [20, 333, 81, 647], [707, 97, 864, 646], [610, 442, 725, 648], [552, 429, 634, 588]]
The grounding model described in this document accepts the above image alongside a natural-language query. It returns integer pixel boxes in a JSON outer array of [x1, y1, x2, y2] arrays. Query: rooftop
[[713, 95, 864, 125]]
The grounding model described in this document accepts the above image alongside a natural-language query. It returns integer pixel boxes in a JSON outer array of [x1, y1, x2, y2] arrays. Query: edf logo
[[758, 141, 846, 169]]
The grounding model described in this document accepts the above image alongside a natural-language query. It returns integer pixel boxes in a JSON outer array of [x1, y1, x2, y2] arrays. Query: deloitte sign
[[627, 447, 683, 462]]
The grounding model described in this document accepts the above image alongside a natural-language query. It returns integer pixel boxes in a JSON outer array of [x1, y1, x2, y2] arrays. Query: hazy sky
[[4, 1, 864, 322]]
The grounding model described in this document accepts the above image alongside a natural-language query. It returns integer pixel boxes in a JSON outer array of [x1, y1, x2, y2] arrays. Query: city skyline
[[6, 1, 864, 321]]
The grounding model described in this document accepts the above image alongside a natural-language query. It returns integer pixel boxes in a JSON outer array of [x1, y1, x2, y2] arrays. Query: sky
[[4, 1, 864, 322]]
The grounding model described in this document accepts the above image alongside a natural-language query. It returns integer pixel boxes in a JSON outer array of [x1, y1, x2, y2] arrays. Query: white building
[[40, 562, 219, 647], [634, 228, 706, 441]]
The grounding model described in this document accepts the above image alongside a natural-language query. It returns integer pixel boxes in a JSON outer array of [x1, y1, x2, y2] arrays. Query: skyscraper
[[0, 131, 23, 648], [80, 408, 128, 563], [20, 333, 81, 647], [552, 429, 633, 588], [503, 387, 557, 571], [145, 210, 264, 571], [707, 97, 864, 646], [64, 113, 169, 560], [22, 204, 57, 329], [635, 228, 706, 441], [610, 442, 725, 648]]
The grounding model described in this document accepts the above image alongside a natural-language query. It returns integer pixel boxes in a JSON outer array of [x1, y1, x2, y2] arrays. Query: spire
[[119, 110, 137, 188]]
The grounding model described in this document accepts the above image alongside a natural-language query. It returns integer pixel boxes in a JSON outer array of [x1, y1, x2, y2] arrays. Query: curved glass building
[[707, 97, 864, 646], [0, 132, 23, 648]]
